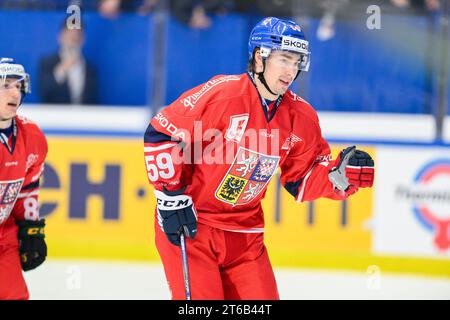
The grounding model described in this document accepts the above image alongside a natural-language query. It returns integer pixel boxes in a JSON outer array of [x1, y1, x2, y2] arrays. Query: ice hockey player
[[144, 17, 374, 299], [0, 58, 48, 300]]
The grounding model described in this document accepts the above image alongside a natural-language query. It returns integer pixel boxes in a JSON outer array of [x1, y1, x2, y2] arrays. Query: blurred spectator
[[98, 0, 122, 18], [0, 0, 92, 10], [137, 0, 160, 15], [0, 0, 59, 9], [425, 0, 441, 11], [312, 0, 441, 41], [38, 22, 97, 105], [254, 0, 293, 18], [0, 0, 156, 12], [170, 0, 234, 29], [98, 0, 156, 18], [316, 0, 349, 41], [391, 0, 441, 12]]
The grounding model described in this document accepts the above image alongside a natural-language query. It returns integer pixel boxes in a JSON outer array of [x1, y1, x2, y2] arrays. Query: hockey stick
[[180, 232, 191, 300]]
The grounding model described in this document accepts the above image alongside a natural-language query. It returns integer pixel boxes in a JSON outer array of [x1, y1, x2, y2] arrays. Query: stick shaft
[[180, 233, 191, 300]]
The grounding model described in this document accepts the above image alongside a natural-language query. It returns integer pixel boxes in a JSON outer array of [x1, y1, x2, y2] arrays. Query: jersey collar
[[247, 72, 283, 123], [0, 117, 17, 154]]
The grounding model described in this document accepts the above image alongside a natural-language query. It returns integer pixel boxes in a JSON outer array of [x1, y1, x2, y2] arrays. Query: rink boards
[[22, 106, 450, 277]]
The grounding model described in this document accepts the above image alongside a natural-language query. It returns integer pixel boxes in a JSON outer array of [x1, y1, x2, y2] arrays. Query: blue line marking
[[42, 129, 143, 137], [326, 138, 450, 148]]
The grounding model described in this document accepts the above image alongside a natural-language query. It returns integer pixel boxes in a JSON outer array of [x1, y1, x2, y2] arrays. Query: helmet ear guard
[[258, 46, 272, 59], [300, 53, 310, 72], [249, 48, 278, 96]]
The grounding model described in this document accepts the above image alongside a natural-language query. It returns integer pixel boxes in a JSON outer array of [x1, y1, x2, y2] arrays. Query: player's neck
[[0, 118, 13, 129], [254, 76, 279, 101]]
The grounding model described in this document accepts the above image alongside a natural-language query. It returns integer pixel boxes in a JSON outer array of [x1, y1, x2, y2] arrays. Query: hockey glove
[[328, 146, 375, 197], [154, 187, 197, 246], [17, 219, 47, 272]]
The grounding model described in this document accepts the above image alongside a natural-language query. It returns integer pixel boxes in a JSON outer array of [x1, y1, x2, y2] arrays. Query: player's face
[[0, 78, 22, 121], [264, 51, 301, 95]]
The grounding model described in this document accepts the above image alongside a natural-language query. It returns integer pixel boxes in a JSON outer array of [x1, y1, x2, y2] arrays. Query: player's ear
[[254, 50, 263, 73]]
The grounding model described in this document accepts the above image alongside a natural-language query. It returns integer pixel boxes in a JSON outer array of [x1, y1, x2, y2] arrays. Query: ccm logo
[[283, 39, 308, 50], [27, 227, 45, 235], [157, 198, 189, 208]]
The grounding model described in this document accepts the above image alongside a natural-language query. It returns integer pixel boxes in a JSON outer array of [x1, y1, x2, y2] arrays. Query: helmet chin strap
[[256, 59, 278, 97]]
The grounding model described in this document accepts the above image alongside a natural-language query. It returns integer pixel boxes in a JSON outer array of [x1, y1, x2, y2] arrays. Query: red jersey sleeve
[[144, 75, 239, 192], [12, 123, 48, 221], [280, 104, 346, 202]]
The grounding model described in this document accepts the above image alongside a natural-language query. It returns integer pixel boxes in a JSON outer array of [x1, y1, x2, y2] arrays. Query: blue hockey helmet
[[248, 17, 310, 72], [0, 57, 31, 97]]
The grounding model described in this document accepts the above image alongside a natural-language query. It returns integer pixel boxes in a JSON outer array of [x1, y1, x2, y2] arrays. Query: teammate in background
[[144, 17, 375, 299], [0, 58, 48, 300]]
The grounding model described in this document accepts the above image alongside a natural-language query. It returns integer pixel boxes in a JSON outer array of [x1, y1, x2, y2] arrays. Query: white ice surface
[[23, 259, 450, 300]]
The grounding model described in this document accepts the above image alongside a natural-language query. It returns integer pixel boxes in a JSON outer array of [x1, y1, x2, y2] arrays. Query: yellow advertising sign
[[41, 137, 158, 261], [263, 146, 373, 268], [42, 138, 449, 276]]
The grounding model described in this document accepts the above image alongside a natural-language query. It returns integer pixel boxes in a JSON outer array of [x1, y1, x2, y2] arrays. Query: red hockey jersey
[[0, 115, 48, 245], [144, 73, 345, 232]]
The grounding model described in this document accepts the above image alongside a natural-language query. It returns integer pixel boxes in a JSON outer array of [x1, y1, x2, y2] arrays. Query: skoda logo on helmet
[[281, 36, 309, 54], [282, 38, 308, 51]]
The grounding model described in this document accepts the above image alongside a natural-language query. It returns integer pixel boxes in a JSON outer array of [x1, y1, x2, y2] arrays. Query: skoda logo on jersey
[[411, 159, 450, 251]]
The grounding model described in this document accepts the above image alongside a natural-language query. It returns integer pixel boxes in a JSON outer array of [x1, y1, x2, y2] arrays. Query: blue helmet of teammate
[[248, 17, 310, 72], [0, 57, 31, 98]]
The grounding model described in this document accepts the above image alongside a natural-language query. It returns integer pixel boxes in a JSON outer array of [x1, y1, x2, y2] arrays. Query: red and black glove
[[328, 146, 375, 197]]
